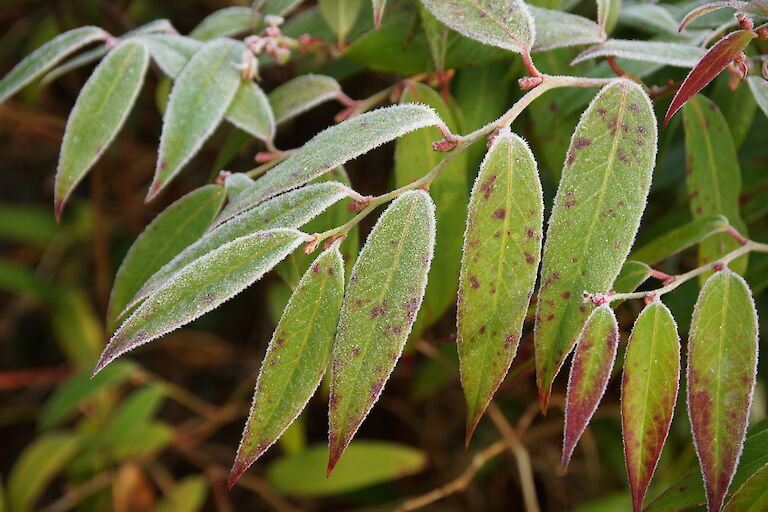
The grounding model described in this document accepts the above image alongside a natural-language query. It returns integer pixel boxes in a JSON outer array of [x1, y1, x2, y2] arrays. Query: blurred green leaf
[[0, 260, 54, 303], [268, 74, 341, 126], [227, 81, 275, 144], [103, 385, 165, 447], [319, 0, 364, 44], [155, 476, 208, 512], [0, 205, 57, 246], [51, 288, 103, 368], [189, 7, 256, 40]]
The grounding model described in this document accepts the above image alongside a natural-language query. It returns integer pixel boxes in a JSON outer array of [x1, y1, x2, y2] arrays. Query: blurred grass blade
[[458, 129, 542, 442], [54, 40, 150, 220], [189, 7, 257, 40], [217, 104, 443, 224], [373, 0, 388, 28], [722, 462, 768, 512], [529, 7, 602, 51], [535, 80, 656, 412], [562, 305, 618, 468], [137, 34, 202, 78], [622, 302, 680, 512], [262, 0, 305, 16], [688, 269, 758, 512], [0, 26, 107, 104], [328, 191, 435, 474], [747, 77, 768, 118], [572, 39, 704, 68], [95, 229, 308, 375], [226, 80, 275, 144], [108, 185, 226, 327], [268, 74, 341, 125], [148, 39, 245, 201], [629, 215, 729, 265], [230, 246, 345, 487], [155, 476, 208, 512]]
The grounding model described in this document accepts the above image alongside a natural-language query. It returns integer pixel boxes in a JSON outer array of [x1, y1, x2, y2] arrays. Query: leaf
[[267, 441, 426, 496], [747, 77, 768, 119], [229, 246, 345, 487], [596, 0, 621, 37], [155, 476, 208, 512], [419, 3, 450, 71], [103, 385, 166, 448], [621, 302, 680, 512], [107, 185, 226, 327], [54, 41, 150, 219], [619, 4, 681, 36], [534, 79, 657, 411], [419, 0, 535, 54], [664, 30, 757, 126], [0, 26, 107, 104], [189, 7, 257, 40], [529, 6, 602, 51], [268, 74, 341, 125], [262, 0, 305, 16], [328, 190, 435, 473], [319, 0, 364, 44], [224, 173, 254, 200], [572, 39, 705, 68], [677, 1, 768, 31], [457, 129, 542, 441], [217, 104, 443, 224], [226, 80, 275, 144], [136, 34, 203, 78], [394, 83, 467, 335], [562, 305, 619, 468], [613, 261, 651, 295], [373, 0, 388, 28], [687, 269, 758, 512], [629, 215, 729, 265], [723, 462, 768, 512], [124, 182, 349, 315], [148, 38, 245, 201], [93, 229, 308, 375], [683, 95, 748, 281], [7, 432, 80, 512]]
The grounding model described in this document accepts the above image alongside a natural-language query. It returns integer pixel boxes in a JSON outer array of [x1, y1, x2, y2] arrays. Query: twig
[[40, 471, 112, 512]]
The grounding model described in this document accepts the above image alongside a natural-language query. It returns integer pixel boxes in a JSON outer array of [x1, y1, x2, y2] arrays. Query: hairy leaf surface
[[230, 246, 344, 487], [189, 7, 256, 40], [596, 0, 621, 37], [562, 305, 618, 468], [534, 79, 656, 411], [224, 173, 255, 200], [227, 81, 275, 143], [268, 74, 341, 125], [614, 261, 651, 295], [54, 41, 150, 219], [622, 302, 680, 512], [688, 269, 758, 512], [630, 215, 729, 264], [458, 129, 542, 440], [419, 3, 450, 70], [328, 190, 435, 474], [529, 6, 602, 51], [747, 76, 768, 119], [572, 39, 704, 68], [95, 229, 307, 374], [722, 462, 768, 512], [137, 34, 202, 78]]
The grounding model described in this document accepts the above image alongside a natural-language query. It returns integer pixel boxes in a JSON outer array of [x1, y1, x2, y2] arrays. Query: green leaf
[[529, 6, 602, 51], [596, 0, 621, 36], [54, 41, 150, 219], [217, 104, 443, 224], [618, 4, 681, 36], [7, 432, 80, 512], [108, 185, 226, 327], [562, 305, 619, 468], [629, 215, 729, 265], [224, 173, 254, 200], [148, 38, 245, 201], [319, 0, 364, 43], [394, 83, 467, 334], [683, 95, 748, 282], [268, 74, 341, 125], [267, 441, 426, 496], [137, 34, 202, 78], [128, 182, 349, 311], [94, 229, 308, 374], [613, 261, 651, 295], [687, 269, 758, 512], [534, 79, 657, 411], [621, 302, 680, 512], [723, 462, 768, 512], [457, 129, 542, 440], [420, 0, 535, 54], [262, 0, 305, 16], [189, 7, 257, 40], [155, 476, 208, 512], [103, 385, 165, 448], [328, 190, 435, 473], [418, 3, 450, 71], [747, 77, 768, 119], [0, 205, 57, 246], [572, 40, 704, 68], [230, 246, 345, 487], [226, 80, 275, 144], [0, 26, 107, 104]]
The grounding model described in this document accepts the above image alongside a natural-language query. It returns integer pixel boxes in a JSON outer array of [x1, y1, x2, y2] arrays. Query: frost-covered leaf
[[688, 269, 758, 512], [126, 182, 350, 314], [394, 83, 467, 336], [534, 80, 657, 411], [229, 246, 344, 487], [227, 80, 275, 144], [0, 26, 107, 104], [54, 41, 150, 220], [630, 215, 730, 265], [189, 7, 257, 40], [108, 185, 226, 327], [319, 0, 364, 43], [678, 0, 768, 31], [217, 104, 443, 224], [529, 6, 602, 51], [572, 39, 704, 68], [614, 261, 651, 295], [619, 4, 682, 36], [597, 0, 621, 37], [148, 38, 245, 201], [419, 3, 450, 71], [419, 0, 535, 54], [622, 302, 680, 512], [723, 462, 768, 512], [373, 0, 388, 28], [94, 229, 308, 374], [458, 129, 542, 441], [747, 77, 768, 119], [664, 30, 757, 126], [562, 305, 618, 468], [224, 173, 254, 200], [328, 190, 435, 474], [136, 34, 202, 78], [683, 95, 748, 281], [268, 74, 341, 125]]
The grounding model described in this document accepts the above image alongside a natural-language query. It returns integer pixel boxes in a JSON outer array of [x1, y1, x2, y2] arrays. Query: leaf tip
[[227, 462, 246, 491], [538, 385, 551, 415], [145, 179, 162, 203]]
